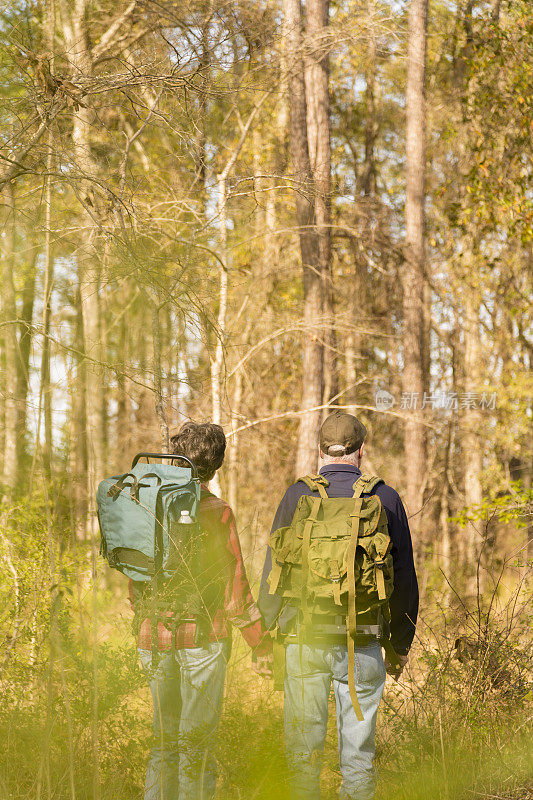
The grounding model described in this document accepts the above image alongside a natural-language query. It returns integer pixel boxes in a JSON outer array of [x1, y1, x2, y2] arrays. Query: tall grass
[[0, 496, 531, 799]]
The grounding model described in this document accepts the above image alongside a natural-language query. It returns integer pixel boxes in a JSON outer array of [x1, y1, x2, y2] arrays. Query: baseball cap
[[319, 411, 367, 456]]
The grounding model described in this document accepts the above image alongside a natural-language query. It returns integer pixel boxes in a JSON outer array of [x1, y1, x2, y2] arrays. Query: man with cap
[[258, 411, 418, 800]]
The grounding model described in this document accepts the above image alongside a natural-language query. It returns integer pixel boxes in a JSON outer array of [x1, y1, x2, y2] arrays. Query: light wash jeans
[[284, 642, 386, 800], [139, 642, 229, 800]]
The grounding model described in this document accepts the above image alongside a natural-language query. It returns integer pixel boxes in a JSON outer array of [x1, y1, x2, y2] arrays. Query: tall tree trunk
[[61, 0, 105, 519], [40, 131, 54, 478], [1, 185, 18, 498], [402, 0, 429, 559], [69, 283, 88, 538], [228, 367, 244, 512], [438, 418, 453, 607], [305, 0, 337, 414], [38, 0, 56, 480], [163, 303, 175, 433], [99, 263, 109, 475], [116, 289, 131, 468], [194, 20, 210, 202], [284, 0, 323, 475], [461, 295, 483, 596], [210, 174, 228, 497], [362, 5, 379, 197], [15, 239, 38, 479], [152, 303, 169, 453], [60, 7, 101, 795], [262, 44, 289, 322]]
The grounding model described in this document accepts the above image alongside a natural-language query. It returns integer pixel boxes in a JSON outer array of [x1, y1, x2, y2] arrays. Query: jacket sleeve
[[258, 486, 298, 629], [222, 505, 272, 656], [383, 490, 419, 654]]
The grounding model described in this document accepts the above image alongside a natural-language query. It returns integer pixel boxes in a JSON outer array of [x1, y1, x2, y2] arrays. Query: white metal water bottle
[[178, 509, 194, 526]]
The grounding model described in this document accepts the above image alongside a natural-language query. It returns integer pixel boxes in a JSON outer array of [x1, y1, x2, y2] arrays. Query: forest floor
[[0, 569, 531, 800]]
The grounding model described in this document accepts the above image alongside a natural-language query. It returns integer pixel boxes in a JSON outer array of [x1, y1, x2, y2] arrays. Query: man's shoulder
[[373, 480, 403, 513], [282, 477, 313, 502], [199, 489, 234, 525]]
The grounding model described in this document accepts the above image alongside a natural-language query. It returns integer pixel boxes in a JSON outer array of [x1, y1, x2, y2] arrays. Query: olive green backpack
[[268, 472, 399, 720]]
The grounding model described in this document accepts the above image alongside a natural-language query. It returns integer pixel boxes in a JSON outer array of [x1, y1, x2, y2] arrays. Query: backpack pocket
[[270, 525, 302, 565], [356, 529, 394, 611], [307, 538, 352, 603], [97, 476, 160, 580]]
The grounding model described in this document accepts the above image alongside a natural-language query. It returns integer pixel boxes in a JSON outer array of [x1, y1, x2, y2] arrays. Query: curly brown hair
[[170, 421, 226, 482]]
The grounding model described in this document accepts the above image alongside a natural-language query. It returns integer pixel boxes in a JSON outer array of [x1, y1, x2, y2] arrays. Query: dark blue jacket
[[258, 464, 419, 655]]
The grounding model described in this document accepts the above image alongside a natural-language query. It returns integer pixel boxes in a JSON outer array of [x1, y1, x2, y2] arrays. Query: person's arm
[[258, 486, 299, 628], [381, 489, 419, 655], [128, 577, 144, 609], [221, 505, 272, 657]]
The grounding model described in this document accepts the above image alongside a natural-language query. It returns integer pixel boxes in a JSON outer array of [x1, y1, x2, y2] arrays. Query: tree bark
[[438, 419, 453, 606], [305, 0, 337, 413], [209, 174, 228, 497], [228, 366, 244, 512], [115, 288, 131, 469], [461, 295, 483, 595], [284, 0, 323, 476], [69, 282, 88, 538], [61, 0, 105, 519], [402, 0, 429, 558], [15, 238, 38, 479], [1, 185, 18, 498], [152, 303, 169, 453], [362, 2, 379, 197], [40, 132, 54, 478]]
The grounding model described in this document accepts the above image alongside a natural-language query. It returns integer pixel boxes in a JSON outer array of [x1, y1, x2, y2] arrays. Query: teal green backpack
[[97, 453, 215, 664]]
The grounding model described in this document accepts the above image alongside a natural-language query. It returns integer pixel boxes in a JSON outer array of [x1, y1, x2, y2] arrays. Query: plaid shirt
[[129, 486, 271, 656]]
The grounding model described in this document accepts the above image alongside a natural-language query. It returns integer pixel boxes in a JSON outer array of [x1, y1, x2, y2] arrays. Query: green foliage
[[453, 481, 533, 529], [1, 495, 530, 799], [0, 0, 531, 797]]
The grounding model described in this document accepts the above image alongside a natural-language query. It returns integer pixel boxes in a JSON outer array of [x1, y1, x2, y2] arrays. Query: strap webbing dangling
[[347, 496, 364, 721], [301, 496, 321, 634], [268, 562, 283, 595]]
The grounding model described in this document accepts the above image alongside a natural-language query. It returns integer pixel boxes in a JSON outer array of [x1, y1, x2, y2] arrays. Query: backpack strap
[[297, 493, 323, 699], [347, 494, 365, 722], [301, 495, 322, 631], [298, 474, 329, 499], [352, 474, 382, 498]]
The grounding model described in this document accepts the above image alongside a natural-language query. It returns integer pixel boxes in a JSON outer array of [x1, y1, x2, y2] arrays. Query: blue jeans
[[284, 642, 386, 800], [139, 642, 229, 800]]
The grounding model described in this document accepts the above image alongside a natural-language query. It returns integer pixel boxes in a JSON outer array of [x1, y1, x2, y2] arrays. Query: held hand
[[385, 653, 408, 681], [251, 653, 273, 679]]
